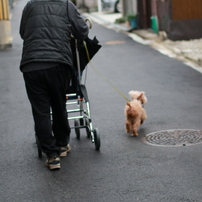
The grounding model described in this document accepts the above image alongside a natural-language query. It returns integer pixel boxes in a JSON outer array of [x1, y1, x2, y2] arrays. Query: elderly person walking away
[[19, 0, 89, 170]]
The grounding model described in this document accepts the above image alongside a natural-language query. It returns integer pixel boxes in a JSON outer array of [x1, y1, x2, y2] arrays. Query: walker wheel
[[93, 128, 100, 150], [79, 118, 84, 126], [35, 134, 42, 158], [74, 119, 80, 140]]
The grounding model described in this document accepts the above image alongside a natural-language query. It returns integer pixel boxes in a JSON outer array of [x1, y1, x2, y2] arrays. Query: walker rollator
[[36, 19, 101, 157]]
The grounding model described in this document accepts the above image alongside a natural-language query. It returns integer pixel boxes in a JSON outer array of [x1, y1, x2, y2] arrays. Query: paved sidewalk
[[83, 12, 202, 73]]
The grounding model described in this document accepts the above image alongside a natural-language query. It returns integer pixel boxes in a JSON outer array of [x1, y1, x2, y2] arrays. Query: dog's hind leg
[[131, 125, 139, 136], [125, 121, 131, 133], [131, 122, 140, 136], [131, 130, 138, 136], [140, 111, 147, 125]]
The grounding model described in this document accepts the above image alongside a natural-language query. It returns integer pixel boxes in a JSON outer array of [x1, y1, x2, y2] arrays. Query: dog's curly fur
[[124, 90, 147, 136]]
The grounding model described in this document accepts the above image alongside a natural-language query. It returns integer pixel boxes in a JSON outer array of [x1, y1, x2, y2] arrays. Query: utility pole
[[0, 0, 13, 49]]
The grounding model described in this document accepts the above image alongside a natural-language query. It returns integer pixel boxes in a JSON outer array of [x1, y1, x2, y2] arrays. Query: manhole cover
[[142, 129, 202, 147]]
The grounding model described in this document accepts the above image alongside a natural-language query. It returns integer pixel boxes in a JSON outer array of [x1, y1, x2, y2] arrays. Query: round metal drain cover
[[142, 129, 202, 147]]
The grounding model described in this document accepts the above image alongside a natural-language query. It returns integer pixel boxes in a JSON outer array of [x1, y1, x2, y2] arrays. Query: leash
[[83, 41, 130, 102]]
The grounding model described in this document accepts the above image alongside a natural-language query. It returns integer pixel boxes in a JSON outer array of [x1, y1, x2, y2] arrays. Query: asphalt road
[[0, 1, 202, 201]]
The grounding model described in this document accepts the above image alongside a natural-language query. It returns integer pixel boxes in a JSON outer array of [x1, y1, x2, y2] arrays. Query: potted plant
[[126, 13, 137, 29]]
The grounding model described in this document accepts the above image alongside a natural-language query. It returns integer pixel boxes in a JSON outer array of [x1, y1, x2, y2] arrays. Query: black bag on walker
[[71, 36, 102, 71]]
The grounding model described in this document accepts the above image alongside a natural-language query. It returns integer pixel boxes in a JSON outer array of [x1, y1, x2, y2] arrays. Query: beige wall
[[76, 0, 97, 8], [123, 0, 137, 16]]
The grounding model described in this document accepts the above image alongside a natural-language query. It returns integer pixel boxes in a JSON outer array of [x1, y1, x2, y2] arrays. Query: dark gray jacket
[[19, 0, 89, 70]]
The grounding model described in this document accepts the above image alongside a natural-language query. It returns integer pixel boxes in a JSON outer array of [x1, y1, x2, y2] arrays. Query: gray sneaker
[[45, 155, 60, 170], [60, 144, 71, 157]]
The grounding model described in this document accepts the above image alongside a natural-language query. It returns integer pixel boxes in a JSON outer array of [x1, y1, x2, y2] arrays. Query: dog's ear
[[137, 93, 143, 100]]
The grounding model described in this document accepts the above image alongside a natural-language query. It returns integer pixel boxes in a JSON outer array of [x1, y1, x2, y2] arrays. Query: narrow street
[[0, 0, 202, 201]]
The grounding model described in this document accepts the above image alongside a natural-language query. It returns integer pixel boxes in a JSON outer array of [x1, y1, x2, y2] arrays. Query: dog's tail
[[126, 102, 131, 107], [126, 102, 134, 117], [126, 102, 136, 116]]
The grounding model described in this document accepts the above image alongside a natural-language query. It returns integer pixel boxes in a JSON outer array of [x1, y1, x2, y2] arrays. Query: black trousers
[[23, 64, 71, 156]]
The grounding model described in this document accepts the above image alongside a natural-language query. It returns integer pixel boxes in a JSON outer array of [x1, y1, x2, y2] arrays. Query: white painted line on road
[[127, 33, 150, 45]]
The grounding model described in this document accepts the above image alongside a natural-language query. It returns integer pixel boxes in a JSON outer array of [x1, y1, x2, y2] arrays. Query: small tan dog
[[124, 90, 147, 136]]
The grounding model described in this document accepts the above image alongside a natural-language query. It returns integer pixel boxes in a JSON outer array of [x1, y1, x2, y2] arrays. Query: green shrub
[[126, 14, 137, 21], [114, 17, 126, 24]]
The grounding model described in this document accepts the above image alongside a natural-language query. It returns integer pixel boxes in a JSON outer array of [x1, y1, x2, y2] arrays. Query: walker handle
[[85, 18, 92, 29]]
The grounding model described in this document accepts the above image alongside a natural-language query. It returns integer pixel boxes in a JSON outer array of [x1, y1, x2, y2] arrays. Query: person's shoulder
[[24, 0, 34, 9], [28, 0, 38, 3], [26, 0, 38, 6]]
